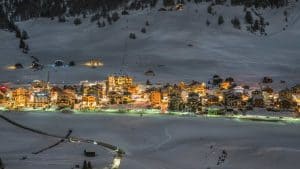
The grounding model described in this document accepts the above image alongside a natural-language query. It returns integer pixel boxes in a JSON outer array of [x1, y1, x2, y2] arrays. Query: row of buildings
[[0, 75, 299, 116]]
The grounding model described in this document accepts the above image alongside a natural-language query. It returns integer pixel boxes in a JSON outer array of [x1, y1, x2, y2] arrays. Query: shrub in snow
[[15, 29, 21, 38], [19, 39, 25, 49], [121, 10, 129, 15], [245, 11, 253, 24], [69, 61, 76, 67], [231, 17, 241, 29], [218, 15, 224, 25], [163, 0, 175, 7], [15, 63, 24, 69], [112, 12, 120, 22], [58, 16, 66, 22], [22, 30, 29, 40], [74, 18, 82, 25], [129, 33, 137, 39], [23, 44, 29, 54], [207, 5, 213, 15], [97, 21, 106, 28], [206, 19, 211, 26], [107, 15, 112, 25], [145, 21, 150, 26], [90, 13, 100, 22], [141, 27, 146, 33]]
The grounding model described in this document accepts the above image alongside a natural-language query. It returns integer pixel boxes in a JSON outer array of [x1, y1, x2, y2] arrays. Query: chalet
[[11, 88, 29, 109], [29, 91, 50, 108], [252, 90, 264, 108]]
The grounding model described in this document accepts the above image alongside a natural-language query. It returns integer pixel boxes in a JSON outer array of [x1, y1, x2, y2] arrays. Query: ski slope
[[0, 2, 299, 85]]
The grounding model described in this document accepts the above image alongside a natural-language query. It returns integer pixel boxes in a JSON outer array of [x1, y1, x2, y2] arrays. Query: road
[[0, 114, 125, 169]]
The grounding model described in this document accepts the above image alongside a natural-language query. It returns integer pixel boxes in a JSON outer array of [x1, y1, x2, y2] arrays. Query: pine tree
[[207, 5, 213, 14], [22, 30, 29, 40], [206, 19, 210, 26], [231, 17, 241, 29], [107, 15, 112, 25], [245, 11, 253, 24], [82, 160, 88, 169], [253, 19, 260, 31], [0, 158, 3, 169], [16, 29, 21, 38], [74, 18, 82, 25], [218, 15, 224, 25], [163, 0, 175, 6], [141, 27, 146, 33], [87, 161, 92, 169], [112, 12, 120, 22], [19, 39, 25, 49], [22, 43, 29, 54], [129, 33, 136, 39]]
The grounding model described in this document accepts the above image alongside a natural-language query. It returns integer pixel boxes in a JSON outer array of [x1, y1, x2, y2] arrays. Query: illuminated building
[[161, 92, 169, 113], [292, 94, 300, 115], [127, 85, 139, 95], [176, 4, 184, 11], [11, 88, 29, 109], [220, 81, 230, 90], [82, 96, 97, 110], [252, 90, 264, 108], [31, 80, 50, 92], [242, 94, 250, 102], [206, 95, 220, 106], [108, 91, 124, 105], [180, 90, 189, 103], [187, 92, 201, 113], [0, 90, 7, 106], [178, 81, 186, 90], [107, 75, 133, 92], [84, 59, 104, 68], [29, 91, 50, 108], [50, 87, 62, 103], [292, 94, 300, 105], [188, 82, 207, 96], [233, 86, 244, 95], [57, 89, 76, 109], [150, 91, 161, 107], [96, 83, 107, 99]]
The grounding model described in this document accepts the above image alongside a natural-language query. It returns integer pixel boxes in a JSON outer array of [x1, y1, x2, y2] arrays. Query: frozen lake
[[1, 112, 300, 169]]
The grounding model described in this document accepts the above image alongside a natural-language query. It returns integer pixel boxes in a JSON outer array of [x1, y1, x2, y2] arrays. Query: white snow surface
[[1, 112, 300, 169], [0, 2, 299, 85]]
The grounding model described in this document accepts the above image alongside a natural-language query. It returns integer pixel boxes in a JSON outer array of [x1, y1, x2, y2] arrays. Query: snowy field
[[1, 112, 300, 169], [0, 2, 299, 85]]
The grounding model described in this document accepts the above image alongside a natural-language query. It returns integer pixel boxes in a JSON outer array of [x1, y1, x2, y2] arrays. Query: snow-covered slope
[[1, 112, 300, 169], [0, 2, 299, 85]]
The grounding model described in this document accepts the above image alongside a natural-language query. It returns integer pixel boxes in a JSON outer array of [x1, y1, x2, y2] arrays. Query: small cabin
[[84, 150, 96, 157]]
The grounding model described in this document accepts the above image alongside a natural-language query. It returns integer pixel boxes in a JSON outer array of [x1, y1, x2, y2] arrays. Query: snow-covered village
[[0, 0, 300, 169], [0, 75, 299, 117]]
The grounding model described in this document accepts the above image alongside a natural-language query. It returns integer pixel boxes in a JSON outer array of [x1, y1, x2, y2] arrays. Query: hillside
[[0, 0, 299, 85]]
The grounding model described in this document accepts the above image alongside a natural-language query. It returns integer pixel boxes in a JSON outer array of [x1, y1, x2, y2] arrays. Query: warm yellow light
[[292, 95, 300, 104], [220, 82, 230, 90], [6, 65, 17, 70], [242, 95, 249, 102], [84, 59, 104, 68], [218, 95, 224, 101]]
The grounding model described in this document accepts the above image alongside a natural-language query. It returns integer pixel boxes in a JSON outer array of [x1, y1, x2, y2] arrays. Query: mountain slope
[[0, 1, 299, 85]]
